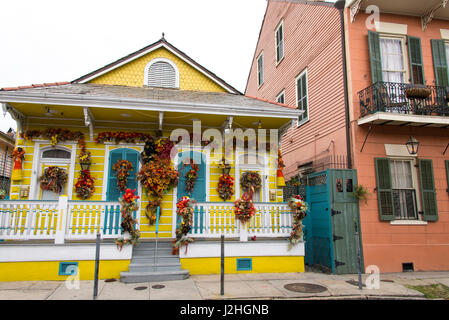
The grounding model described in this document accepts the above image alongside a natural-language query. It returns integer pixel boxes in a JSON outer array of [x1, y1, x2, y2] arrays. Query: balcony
[[358, 82, 449, 128]]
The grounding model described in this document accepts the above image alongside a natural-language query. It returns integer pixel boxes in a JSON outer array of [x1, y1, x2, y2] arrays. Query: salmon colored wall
[[245, 1, 348, 179], [346, 10, 449, 272]]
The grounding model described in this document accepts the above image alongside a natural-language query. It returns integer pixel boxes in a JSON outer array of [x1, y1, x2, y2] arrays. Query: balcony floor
[[357, 112, 449, 128]]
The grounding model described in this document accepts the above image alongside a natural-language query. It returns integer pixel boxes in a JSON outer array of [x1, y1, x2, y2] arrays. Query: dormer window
[[144, 58, 179, 88]]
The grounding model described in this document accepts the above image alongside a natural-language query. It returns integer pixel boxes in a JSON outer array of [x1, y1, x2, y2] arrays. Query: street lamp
[[406, 136, 419, 155]]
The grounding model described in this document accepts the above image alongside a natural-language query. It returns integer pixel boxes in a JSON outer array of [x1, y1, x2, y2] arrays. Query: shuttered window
[[374, 158, 395, 221], [368, 30, 383, 83], [257, 53, 264, 86], [418, 159, 438, 221], [296, 69, 308, 124], [107, 148, 139, 201], [407, 36, 425, 85], [275, 21, 284, 63], [146, 61, 177, 88], [431, 39, 449, 86]]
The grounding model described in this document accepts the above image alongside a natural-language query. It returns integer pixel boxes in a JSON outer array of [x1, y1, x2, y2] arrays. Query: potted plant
[[405, 85, 431, 100], [78, 149, 92, 170], [0, 189, 6, 200], [351, 185, 370, 203]]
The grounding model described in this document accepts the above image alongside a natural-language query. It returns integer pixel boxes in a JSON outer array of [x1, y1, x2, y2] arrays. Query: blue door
[[177, 151, 206, 232], [107, 148, 139, 201]]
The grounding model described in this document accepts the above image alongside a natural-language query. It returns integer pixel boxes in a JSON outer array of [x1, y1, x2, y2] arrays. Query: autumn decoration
[[287, 195, 308, 247], [137, 155, 178, 225], [112, 160, 133, 193], [21, 128, 85, 148], [75, 169, 95, 200], [233, 191, 256, 224], [217, 173, 234, 201], [115, 188, 141, 250], [240, 171, 261, 194], [277, 149, 286, 187], [184, 159, 199, 196], [39, 166, 68, 194], [95, 131, 152, 144], [172, 196, 195, 255], [11, 147, 25, 181]]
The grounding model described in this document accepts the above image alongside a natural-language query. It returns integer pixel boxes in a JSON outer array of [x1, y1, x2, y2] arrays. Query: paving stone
[[149, 279, 202, 300], [267, 279, 331, 298], [245, 280, 285, 297], [0, 289, 54, 300], [0, 282, 34, 290], [46, 280, 105, 300], [98, 281, 149, 300], [195, 280, 258, 299]]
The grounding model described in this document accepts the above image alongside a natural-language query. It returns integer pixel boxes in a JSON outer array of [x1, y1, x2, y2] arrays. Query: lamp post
[[406, 136, 419, 155]]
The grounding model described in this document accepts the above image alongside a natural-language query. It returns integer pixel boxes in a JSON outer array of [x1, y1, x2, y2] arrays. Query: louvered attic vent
[[146, 61, 177, 88]]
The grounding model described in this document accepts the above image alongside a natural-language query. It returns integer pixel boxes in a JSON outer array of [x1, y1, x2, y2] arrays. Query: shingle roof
[[0, 83, 298, 113]]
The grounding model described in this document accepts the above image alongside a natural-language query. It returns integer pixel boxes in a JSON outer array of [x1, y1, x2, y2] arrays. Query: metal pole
[[220, 234, 224, 296], [354, 222, 363, 290], [154, 206, 160, 272], [93, 232, 101, 300]]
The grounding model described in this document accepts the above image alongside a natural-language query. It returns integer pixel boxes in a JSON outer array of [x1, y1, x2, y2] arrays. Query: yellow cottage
[[0, 37, 303, 282]]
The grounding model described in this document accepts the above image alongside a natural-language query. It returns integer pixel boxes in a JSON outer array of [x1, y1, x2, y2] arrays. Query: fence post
[[55, 195, 68, 244], [239, 221, 248, 242]]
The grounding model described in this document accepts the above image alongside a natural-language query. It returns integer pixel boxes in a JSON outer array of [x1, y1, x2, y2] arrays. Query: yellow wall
[[181, 256, 304, 274], [89, 47, 227, 93]]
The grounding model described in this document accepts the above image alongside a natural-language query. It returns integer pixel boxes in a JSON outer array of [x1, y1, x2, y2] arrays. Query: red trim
[[244, 94, 297, 110], [1, 81, 69, 91]]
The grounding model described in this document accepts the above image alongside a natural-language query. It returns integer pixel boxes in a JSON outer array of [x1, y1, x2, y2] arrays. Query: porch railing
[[359, 82, 449, 117], [190, 202, 292, 240]]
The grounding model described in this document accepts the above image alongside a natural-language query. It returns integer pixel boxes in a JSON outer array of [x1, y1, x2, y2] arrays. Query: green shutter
[[408, 36, 425, 85], [418, 159, 438, 222], [374, 158, 395, 221], [431, 39, 449, 86], [107, 151, 123, 201], [368, 30, 383, 84]]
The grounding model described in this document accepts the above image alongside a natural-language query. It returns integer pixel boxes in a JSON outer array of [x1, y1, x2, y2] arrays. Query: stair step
[[128, 262, 182, 272], [134, 242, 173, 248], [132, 256, 180, 264], [120, 270, 189, 283], [133, 248, 174, 255]]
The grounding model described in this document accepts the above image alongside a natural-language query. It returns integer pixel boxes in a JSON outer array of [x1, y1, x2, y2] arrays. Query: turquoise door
[[177, 151, 206, 232], [107, 148, 139, 201]]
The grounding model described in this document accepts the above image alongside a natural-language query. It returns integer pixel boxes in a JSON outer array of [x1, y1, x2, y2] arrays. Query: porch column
[[55, 195, 68, 244], [239, 221, 248, 242]]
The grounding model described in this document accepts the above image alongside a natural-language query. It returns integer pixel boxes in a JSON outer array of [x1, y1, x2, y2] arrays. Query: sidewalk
[[0, 271, 448, 300]]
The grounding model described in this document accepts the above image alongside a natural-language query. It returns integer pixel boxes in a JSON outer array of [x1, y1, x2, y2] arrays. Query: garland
[[184, 159, 199, 196], [233, 192, 256, 224], [21, 128, 85, 148], [78, 148, 92, 166], [11, 147, 25, 181], [95, 131, 153, 144], [172, 196, 195, 255], [39, 166, 68, 193], [240, 171, 261, 194], [75, 169, 95, 199], [217, 174, 234, 201], [287, 195, 308, 247], [115, 188, 141, 250], [154, 137, 175, 160], [112, 160, 133, 193], [137, 156, 178, 225], [141, 140, 157, 164]]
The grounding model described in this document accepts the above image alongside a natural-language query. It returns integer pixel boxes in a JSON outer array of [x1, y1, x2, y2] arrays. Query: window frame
[[257, 52, 264, 88], [295, 68, 309, 127], [275, 20, 284, 65], [276, 89, 285, 104], [378, 34, 410, 84], [144, 57, 180, 88]]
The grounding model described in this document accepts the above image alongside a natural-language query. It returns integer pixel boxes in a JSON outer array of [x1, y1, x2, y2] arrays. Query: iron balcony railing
[[359, 82, 449, 117]]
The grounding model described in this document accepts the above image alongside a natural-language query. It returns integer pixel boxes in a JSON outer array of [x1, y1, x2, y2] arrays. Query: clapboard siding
[[245, 1, 347, 178]]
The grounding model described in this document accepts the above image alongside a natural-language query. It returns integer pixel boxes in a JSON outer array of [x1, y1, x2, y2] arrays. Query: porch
[[0, 198, 294, 243]]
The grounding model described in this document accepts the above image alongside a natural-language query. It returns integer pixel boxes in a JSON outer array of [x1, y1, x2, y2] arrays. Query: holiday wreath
[[115, 188, 141, 250], [287, 195, 308, 247], [184, 159, 199, 196], [75, 169, 95, 200], [240, 171, 261, 194], [112, 160, 133, 193], [233, 191, 256, 224], [172, 196, 195, 255], [39, 166, 68, 193]]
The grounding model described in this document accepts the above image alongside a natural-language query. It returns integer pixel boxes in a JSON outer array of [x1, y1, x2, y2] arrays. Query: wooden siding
[[245, 1, 348, 179]]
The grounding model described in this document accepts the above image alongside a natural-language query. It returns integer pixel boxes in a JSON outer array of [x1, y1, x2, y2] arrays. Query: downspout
[[335, 0, 352, 169]]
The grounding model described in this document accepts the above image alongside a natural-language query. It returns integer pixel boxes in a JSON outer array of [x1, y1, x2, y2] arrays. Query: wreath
[[75, 169, 95, 200], [115, 188, 141, 250], [217, 173, 234, 201], [172, 196, 195, 255], [233, 192, 256, 224], [137, 156, 178, 225], [287, 195, 308, 247], [112, 160, 133, 192], [39, 166, 68, 193], [240, 171, 261, 195], [184, 159, 199, 196]]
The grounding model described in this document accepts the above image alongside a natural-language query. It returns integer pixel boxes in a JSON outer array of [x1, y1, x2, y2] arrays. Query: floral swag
[[112, 160, 133, 193], [115, 188, 141, 249], [172, 196, 195, 255], [287, 195, 308, 248]]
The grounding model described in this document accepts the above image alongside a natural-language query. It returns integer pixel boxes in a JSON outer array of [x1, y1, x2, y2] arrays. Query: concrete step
[[133, 248, 173, 256], [128, 262, 182, 273], [134, 241, 173, 249], [120, 269, 189, 283], [132, 255, 180, 264]]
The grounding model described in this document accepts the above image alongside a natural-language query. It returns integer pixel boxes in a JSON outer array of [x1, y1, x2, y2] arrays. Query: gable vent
[[146, 61, 177, 88]]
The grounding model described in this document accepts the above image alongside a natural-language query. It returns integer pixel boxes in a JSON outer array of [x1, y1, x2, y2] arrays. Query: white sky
[[0, 0, 337, 134]]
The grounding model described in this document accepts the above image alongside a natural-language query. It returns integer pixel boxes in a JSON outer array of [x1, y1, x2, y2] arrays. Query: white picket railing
[[0, 201, 60, 240], [190, 202, 292, 240]]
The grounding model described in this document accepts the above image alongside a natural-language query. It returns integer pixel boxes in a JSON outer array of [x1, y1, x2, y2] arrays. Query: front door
[[106, 148, 139, 201]]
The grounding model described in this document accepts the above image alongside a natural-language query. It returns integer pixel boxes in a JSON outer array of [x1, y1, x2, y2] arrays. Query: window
[[275, 21, 284, 63], [42, 149, 71, 159], [390, 160, 418, 220], [296, 69, 308, 124], [276, 90, 285, 104], [379, 37, 407, 83], [257, 52, 264, 87], [144, 58, 179, 88]]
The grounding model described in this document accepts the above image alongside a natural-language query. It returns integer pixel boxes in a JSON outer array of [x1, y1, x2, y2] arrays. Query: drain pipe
[[335, 0, 352, 169]]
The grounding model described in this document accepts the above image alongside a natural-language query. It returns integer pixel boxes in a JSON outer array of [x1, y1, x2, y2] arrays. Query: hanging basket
[[405, 86, 431, 99]]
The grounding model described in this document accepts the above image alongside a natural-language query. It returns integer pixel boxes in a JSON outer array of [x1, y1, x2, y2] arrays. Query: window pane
[[380, 38, 404, 83], [42, 149, 71, 159]]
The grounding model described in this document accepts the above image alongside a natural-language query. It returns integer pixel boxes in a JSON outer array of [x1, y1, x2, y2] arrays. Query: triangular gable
[[72, 38, 241, 94]]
